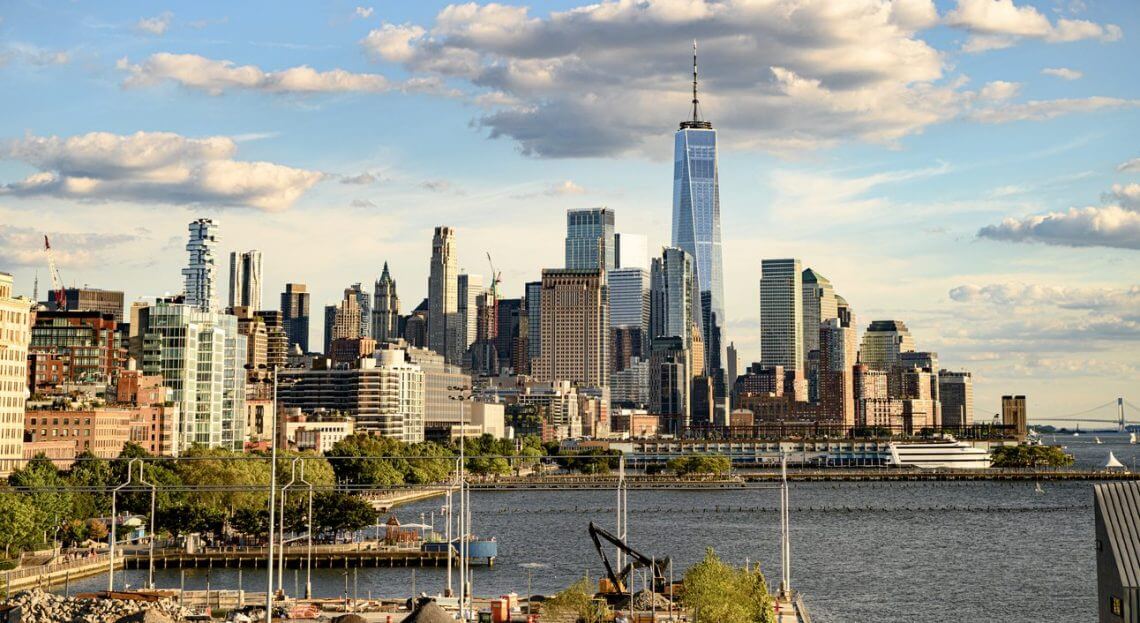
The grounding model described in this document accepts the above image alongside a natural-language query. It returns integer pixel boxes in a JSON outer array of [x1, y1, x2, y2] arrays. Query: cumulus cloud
[[1, 42, 70, 66], [0, 225, 136, 268], [977, 204, 1140, 249], [1118, 158, 1140, 173], [545, 180, 585, 196], [1041, 67, 1082, 80], [1109, 183, 1140, 209], [0, 131, 323, 211], [970, 96, 1139, 123], [136, 12, 173, 36], [949, 283, 1140, 310], [353, 6, 374, 20], [118, 53, 392, 95], [945, 0, 1122, 52], [978, 80, 1021, 101]]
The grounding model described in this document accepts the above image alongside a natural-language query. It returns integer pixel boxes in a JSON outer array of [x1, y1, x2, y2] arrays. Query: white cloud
[[978, 204, 1140, 249], [1, 42, 70, 66], [1109, 183, 1140, 209], [350, 198, 376, 208], [353, 6, 374, 20], [1041, 67, 1083, 80], [1118, 158, 1140, 173], [0, 225, 136, 268], [978, 80, 1021, 101], [949, 283, 1140, 310], [340, 172, 379, 185], [361, 23, 426, 63], [136, 12, 173, 36], [0, 131, 323, 211], [970, 96, 1139, 123], [118, 53, 392, 95], [544, 180, 585, 196], [946, 0, 1121, 52]]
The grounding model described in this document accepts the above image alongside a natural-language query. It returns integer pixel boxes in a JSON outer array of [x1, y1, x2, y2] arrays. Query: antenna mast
[[691, 39, 700, 123]]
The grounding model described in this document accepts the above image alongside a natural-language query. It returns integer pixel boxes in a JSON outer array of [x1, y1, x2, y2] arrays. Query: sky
[[1, 0, 1138, 424]]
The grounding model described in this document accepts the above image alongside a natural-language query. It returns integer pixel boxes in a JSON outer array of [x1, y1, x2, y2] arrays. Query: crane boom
[[44, 235, 66, 309], [485, 252, 502, 300]]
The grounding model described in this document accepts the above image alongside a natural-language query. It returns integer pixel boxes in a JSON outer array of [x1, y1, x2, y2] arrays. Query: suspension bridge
[[1031, 397, 1140, 431]]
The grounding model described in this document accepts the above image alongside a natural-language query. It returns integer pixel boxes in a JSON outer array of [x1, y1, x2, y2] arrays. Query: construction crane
[[485, 252, 502, 300], [43, 235, 66, 310], [588, 521, 671, 601]]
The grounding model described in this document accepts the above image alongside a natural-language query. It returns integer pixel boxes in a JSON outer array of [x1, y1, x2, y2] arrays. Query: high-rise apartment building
[[1002, 395, 1027, 439], [860, 320, 916, 370], [330, 288, 363, 347], [373, 262, 400, 342], [819, 316, 858, 427], [525, 281, 542, 369], [428, 226, 461, 365], [182, 218, 220, 311], [801, 268, 839, 364], [281, 283, 311, 352], [48, 287, 125, 322], [404, 343, 471, 429], [495, 298, 525, 373], [565, 208, 615, 271], [533, 269, 609, 387], [726, 341, 739, 400], [760, 258, 804, 372], [136, 300, 246, 453], [672, 45, 726, 397], [458, 273, 484, 352], [255, 310, 288, 370], [939, 371, 974, 429], [228, 250, 263, 311], [29, 311, 125, 387], [614, 233, 648, 270], [348, 283, 371, 340], [610, 267, 649, 371], [0, 273, 31, 476], [649, 336, 690, 433]]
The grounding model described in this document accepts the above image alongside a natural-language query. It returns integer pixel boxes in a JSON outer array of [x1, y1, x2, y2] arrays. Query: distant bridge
[[1030, 397, 1140, 431]]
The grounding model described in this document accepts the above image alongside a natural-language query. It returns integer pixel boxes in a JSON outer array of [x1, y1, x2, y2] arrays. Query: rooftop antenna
[[691, 39, 700, 123]]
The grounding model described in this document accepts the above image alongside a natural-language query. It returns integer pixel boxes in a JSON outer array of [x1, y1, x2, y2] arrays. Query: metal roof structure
[[1096, 481, 1140, 588]]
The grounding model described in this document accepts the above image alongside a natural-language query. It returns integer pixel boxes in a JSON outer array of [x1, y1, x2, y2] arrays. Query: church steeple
[[680, 40, 712, 130]]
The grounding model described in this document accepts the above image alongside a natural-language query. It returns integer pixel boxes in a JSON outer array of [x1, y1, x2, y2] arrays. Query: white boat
[[1095, 437, 1103, 444], [1130, 432, 1136, 445], [887, 437, 992, 469], [1034, 482, 1044, 494], [1106, 452, 1126, 469]]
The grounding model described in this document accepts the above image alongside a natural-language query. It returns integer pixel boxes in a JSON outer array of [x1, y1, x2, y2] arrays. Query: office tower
[[615, 233, 649, 270], [48, 287, 125, 322], [348, 283, 371, 339], [611, 357, 650, 406], [1002, 395, 1028, 439], [255, 310, 288, 370], [801, 268, 838, 365], [760, 258, 804, 372], [495, 298, 524, 372], [458, 273, 484, 352], [233, 307, 268, 379], [726, 342, 739, 399], [403, 309, 429, 348], [323, 305, 337, 354], [469, 290, 499, 376], [428, 226, 461, 364], [819, 316, 858, 427], [611, 326, 645, 375], [182, 218, 219, 311], [373, 262, 400, 342], [672, 44, 726, 395], [649, 336, 690, 434], [525, 281, 542, 370], [533, 269, 609, 387], [939, 371, 974, 429], [29, 311, 125, 388], [691, 375, 714, 426], [281, 283, 311, 352], [565, 207, 615, 271], [331, 288, 363, 342], [279, 348, 425, 442], [136, 300, 246, 453], [0, 274, 30, 475], [860, 320, 917, 370], [610, 267, 650, 370], [650, 247, 701, 348], [228, 250, 263, 311]]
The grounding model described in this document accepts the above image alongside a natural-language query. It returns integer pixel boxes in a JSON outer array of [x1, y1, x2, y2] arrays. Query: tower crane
[[485, 252, 502, 300], [43, 235, 66, 310]]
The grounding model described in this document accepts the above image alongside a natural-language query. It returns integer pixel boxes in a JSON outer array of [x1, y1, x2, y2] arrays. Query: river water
[[62, 434, 1127, 622]]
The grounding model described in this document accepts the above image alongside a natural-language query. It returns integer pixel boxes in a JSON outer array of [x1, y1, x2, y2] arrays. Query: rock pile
[[7, 589, 195, 623]]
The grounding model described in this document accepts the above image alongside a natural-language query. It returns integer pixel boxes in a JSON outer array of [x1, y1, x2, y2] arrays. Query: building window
[[1111, 596, 1123, 616]]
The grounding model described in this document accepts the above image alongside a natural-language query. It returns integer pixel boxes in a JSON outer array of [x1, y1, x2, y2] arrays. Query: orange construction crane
[[44, 235, 66, 309]]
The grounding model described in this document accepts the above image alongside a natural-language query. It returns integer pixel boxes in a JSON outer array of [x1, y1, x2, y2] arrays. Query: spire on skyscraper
[[681, 40, 712, 130]]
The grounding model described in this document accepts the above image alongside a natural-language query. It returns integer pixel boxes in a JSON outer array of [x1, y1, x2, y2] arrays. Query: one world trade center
[[671, 41, 726, 413]]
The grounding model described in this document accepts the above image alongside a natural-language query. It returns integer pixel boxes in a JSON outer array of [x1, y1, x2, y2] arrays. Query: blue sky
[[1, 0, 1138, 423]]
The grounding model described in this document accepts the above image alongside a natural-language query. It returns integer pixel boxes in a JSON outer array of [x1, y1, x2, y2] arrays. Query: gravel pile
[[8, 589, 195, 623]]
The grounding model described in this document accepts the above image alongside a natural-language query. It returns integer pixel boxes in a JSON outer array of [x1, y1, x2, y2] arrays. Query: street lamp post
[[109, 458, 141, 593], [279, 458, 300, 594], [266, 365, 280, 622]]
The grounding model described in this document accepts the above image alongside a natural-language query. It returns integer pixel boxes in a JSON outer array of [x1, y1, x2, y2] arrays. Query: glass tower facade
[[565, 208, 615, 271]]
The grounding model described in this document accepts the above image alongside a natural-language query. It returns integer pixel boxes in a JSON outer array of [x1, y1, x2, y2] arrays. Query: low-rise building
[[25, 408, 134, 458]]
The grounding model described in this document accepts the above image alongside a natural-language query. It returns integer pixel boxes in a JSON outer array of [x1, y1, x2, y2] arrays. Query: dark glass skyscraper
[[671, 43, 725, 398]]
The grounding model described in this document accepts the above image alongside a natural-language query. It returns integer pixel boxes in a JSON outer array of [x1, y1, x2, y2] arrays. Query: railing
[[3, 552, 113, 583]]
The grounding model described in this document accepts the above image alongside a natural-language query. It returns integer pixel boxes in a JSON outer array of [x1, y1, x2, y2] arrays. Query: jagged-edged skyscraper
[[373, 262, 400, 343], [228, 250, 263, 311], [671, 42, 725, 396], [182, 218, 219, 311]]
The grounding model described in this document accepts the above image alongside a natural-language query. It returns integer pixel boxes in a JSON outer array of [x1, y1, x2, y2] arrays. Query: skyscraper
[[615, 233, 648, 270], [182, 218, 219, 311], [671, 42, 726, 394], [428, 226, 461, 364], [650, 247, 701, 349], [373, 262, 400, 343], [281, 283, 310, 352], [565, 207, 615, 271], [939, 371, 974, 429], [525, 280, 542, 370], [533, 269, 609, 387], [348, 283, 371, 339], [458, 273, 484, 352], [760, 258, 804, 372], [819, 315, 858, 427], [609, 266, 650, 370], [860, 320, 916, 370], [228, 250, 263, 311], [801, 268, 838, 363], [0, 273, 31, 476]]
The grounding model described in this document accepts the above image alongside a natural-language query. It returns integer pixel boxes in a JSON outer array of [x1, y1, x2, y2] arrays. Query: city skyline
[[1, 0, 1138, 419]]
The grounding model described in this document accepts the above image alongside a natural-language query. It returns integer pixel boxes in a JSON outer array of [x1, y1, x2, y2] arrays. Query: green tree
[[0, 493, 36, 558], [67, 451, 113, 519], [7, 454, 73, 540], [312, 492, 377, 537], [565, 448, 619, 475], [683, 548, 774, 623], [85, 517, 109, 542], [156, 502, 225, 539], [60, 519, 88, 546], [668, 454, 732, 476], [991, 445, 1075, 468], [230, 508, 270, 539], [543, 576, 610, 623], [177, 446, 270, 515], [326, 434, 410, 486]]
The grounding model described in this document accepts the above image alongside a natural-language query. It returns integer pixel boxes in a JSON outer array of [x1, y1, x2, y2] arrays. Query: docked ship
[[887, 437, 992, 469]]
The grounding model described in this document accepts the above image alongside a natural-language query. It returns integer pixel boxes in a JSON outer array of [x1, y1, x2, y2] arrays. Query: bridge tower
[[1120, 397, 1127, 433]]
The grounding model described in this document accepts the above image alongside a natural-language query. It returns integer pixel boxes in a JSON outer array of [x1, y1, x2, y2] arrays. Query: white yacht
[[887, 437, 992, 469]]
